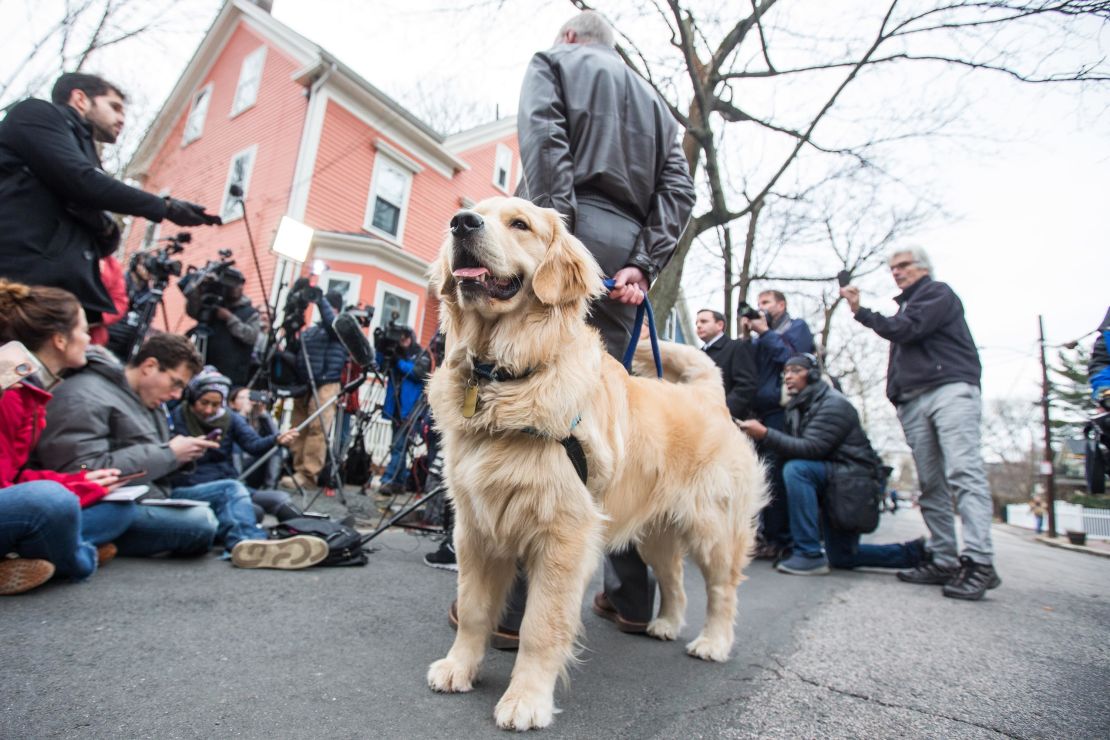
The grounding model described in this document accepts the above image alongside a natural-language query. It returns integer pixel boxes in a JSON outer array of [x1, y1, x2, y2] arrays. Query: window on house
[[231, 46, 267, 116], [365, 157, 412, 240], [183, 84, 212, 144], [220, 146, 257, 222], [381, 290, 412, 328], [493, 143, 513, 193]]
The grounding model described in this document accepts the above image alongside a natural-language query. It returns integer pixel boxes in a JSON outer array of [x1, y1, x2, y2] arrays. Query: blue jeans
[[171, 479, 266, 549], [782, 460, 921, 569], [82, 501, 138, 545], [382, 420, 411, 486], [0, 481, 97, 580], [114, 504, 217, 557]]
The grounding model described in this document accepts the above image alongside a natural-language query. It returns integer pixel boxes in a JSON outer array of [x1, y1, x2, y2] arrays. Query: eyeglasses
[[161, 368, 189, 391], [889, 260, 917, 271]]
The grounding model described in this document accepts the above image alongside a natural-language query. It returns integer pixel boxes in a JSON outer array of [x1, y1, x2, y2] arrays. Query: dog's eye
[[509, 219, 530, 231]]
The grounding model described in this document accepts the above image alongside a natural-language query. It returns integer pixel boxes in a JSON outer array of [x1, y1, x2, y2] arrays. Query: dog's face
[[433, 197, 603, 322]]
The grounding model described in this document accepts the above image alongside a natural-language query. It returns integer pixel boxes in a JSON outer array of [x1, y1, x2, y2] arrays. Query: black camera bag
[[270, 517, 368, 567], [825, 463, 889, 535]]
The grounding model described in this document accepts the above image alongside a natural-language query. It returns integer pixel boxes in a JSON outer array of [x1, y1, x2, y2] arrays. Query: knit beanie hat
[[188, 365, 231, 403]]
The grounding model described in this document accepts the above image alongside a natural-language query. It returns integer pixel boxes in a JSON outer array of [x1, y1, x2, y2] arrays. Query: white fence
[[1006, 502, 1110, 540]]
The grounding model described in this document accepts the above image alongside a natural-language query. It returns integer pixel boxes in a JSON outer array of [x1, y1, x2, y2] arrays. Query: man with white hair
[[513, 9, 696, 632], [840, 248, 999, 600]]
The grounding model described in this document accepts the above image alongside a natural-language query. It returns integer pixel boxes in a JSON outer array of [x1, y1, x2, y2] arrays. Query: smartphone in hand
[[204, 429, 223, 441], [836, 270, 851, 288], [114, 469, 148, 485]]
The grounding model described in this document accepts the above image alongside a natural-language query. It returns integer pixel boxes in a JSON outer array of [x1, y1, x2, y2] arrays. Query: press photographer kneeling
[[738, 354, 925, 576]]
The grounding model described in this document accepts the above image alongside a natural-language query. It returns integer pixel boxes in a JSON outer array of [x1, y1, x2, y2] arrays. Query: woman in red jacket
[[0, 279, 133, 593]]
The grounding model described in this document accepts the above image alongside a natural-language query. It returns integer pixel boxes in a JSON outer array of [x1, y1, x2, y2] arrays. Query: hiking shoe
[[449, 599, 519, 650], [776, 552, 830, 576], [96, 543, 118, 566], [231, 535, 328, 570], [897, 560, 958, 585], [424, 539, 458, 572], [942, 556, 1001, 601], [0, 558, 55, 595]]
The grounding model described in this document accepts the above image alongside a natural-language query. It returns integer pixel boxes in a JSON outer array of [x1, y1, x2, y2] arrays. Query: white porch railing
[[1005, 502, 1110, 540]]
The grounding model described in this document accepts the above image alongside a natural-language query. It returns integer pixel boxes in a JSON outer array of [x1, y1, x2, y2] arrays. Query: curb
[[1034, 534, 1110, 559]]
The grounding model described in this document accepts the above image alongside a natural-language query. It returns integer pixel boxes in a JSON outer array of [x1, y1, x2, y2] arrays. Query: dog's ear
[[428, 243, 461, 331], [532, 215, 604, 306]]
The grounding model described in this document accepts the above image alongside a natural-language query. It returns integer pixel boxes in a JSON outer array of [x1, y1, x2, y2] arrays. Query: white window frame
[[220, 145, 257, 223], [182, 83, 212, 145], [363, 153, 414, 244], [372, 281, 419, 335], [493, 143, 513, 194], [309, 271, 363, 325], [230, 46, 267, 117]]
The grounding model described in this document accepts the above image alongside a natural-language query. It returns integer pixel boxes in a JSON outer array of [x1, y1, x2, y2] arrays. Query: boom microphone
[[332, 312, 375, 368], [228, 184, 244, 198]]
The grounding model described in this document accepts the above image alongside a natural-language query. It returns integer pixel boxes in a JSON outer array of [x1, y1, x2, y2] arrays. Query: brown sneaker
[[0, 558, 55, 595], [96, 543, 118, 566], [592, 591, 650, 634], [231, 536, 328, 570]]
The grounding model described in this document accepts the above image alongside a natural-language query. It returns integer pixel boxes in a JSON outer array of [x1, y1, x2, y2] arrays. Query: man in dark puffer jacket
[[738, 354, 926, 575], [285, 290, 348, 488]]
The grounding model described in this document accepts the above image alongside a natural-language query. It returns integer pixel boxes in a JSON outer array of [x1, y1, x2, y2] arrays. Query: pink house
[[124, 0, 520, 344]]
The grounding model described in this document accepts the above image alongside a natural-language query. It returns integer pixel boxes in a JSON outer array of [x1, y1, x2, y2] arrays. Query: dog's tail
[[632, 339, 724, 395]]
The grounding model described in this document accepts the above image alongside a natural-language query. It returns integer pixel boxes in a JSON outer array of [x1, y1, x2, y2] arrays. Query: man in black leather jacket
[[0, 73, 218, 322], [512, 10, 696, 634], [738, 354, 926, 576]]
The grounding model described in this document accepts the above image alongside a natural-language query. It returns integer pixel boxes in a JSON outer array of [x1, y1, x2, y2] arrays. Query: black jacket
[[201, 297, 260, 387], [761, 380, 882, 473], [703, 335, 758, 420], [0, 98, 168, 316], [516, 42, 695, 283], [853, 276, 981, 403]]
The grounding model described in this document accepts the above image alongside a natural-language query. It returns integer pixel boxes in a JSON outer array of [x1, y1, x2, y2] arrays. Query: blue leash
[[603, 278, 663, 379]]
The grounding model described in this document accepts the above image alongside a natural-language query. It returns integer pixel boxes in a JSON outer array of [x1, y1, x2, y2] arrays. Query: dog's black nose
[[450, 210, 484, 237]]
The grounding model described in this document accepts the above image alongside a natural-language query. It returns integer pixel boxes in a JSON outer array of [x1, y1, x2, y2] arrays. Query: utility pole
[[1038, 315, 1057, 538]]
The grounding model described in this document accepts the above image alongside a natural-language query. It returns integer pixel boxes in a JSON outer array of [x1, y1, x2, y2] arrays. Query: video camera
[[178, 249, 244, 325], [374, 315, 412, 365], [280, 277, 324, 335], [135, 232, 190, 284]]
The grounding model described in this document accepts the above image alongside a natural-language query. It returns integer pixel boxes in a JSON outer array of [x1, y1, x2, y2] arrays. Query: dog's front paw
[[427, 657, 478, 693], [647, 616, 680, 641], [685, 633, 732, 662], [494, 688, 556, 731]]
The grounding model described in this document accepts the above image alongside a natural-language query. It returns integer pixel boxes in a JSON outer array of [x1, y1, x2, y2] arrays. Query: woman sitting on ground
[[228, 386, 283, 490], [169, 368, 302, 522], [0, 279, 135, 594]]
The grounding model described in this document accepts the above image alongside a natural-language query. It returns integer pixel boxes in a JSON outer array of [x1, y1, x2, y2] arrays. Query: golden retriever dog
[[425, 197, 766, 731]]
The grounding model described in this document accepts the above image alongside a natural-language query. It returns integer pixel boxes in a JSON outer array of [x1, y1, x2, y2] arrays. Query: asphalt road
[[3, 502, 1107, 739]]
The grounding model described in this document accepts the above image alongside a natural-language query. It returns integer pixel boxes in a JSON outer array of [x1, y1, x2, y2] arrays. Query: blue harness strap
[[602, 278, 663, 379]]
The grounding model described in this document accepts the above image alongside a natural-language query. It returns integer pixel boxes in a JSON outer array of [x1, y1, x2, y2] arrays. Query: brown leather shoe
[[96, 543, 117, 566], [0, 558, 55, 595], [592, 591, 649, 634], [448, 599, 519, 651]]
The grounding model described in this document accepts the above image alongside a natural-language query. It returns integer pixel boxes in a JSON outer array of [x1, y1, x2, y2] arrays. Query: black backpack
[[270, 517, 368, 567]]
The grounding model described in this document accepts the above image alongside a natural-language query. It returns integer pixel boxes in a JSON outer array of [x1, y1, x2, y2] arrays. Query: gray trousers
[[897, 382, 994, 567]]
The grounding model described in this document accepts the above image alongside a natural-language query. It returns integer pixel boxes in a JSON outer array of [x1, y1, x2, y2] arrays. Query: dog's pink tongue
[[453, 267, 489, 278]]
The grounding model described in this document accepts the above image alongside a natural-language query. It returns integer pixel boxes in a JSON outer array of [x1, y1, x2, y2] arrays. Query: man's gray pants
[[897, 381, 994, 567]]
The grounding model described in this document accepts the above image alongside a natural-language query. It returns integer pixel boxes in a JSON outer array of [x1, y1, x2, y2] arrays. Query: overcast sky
[[6, 0, 1107, 407]]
